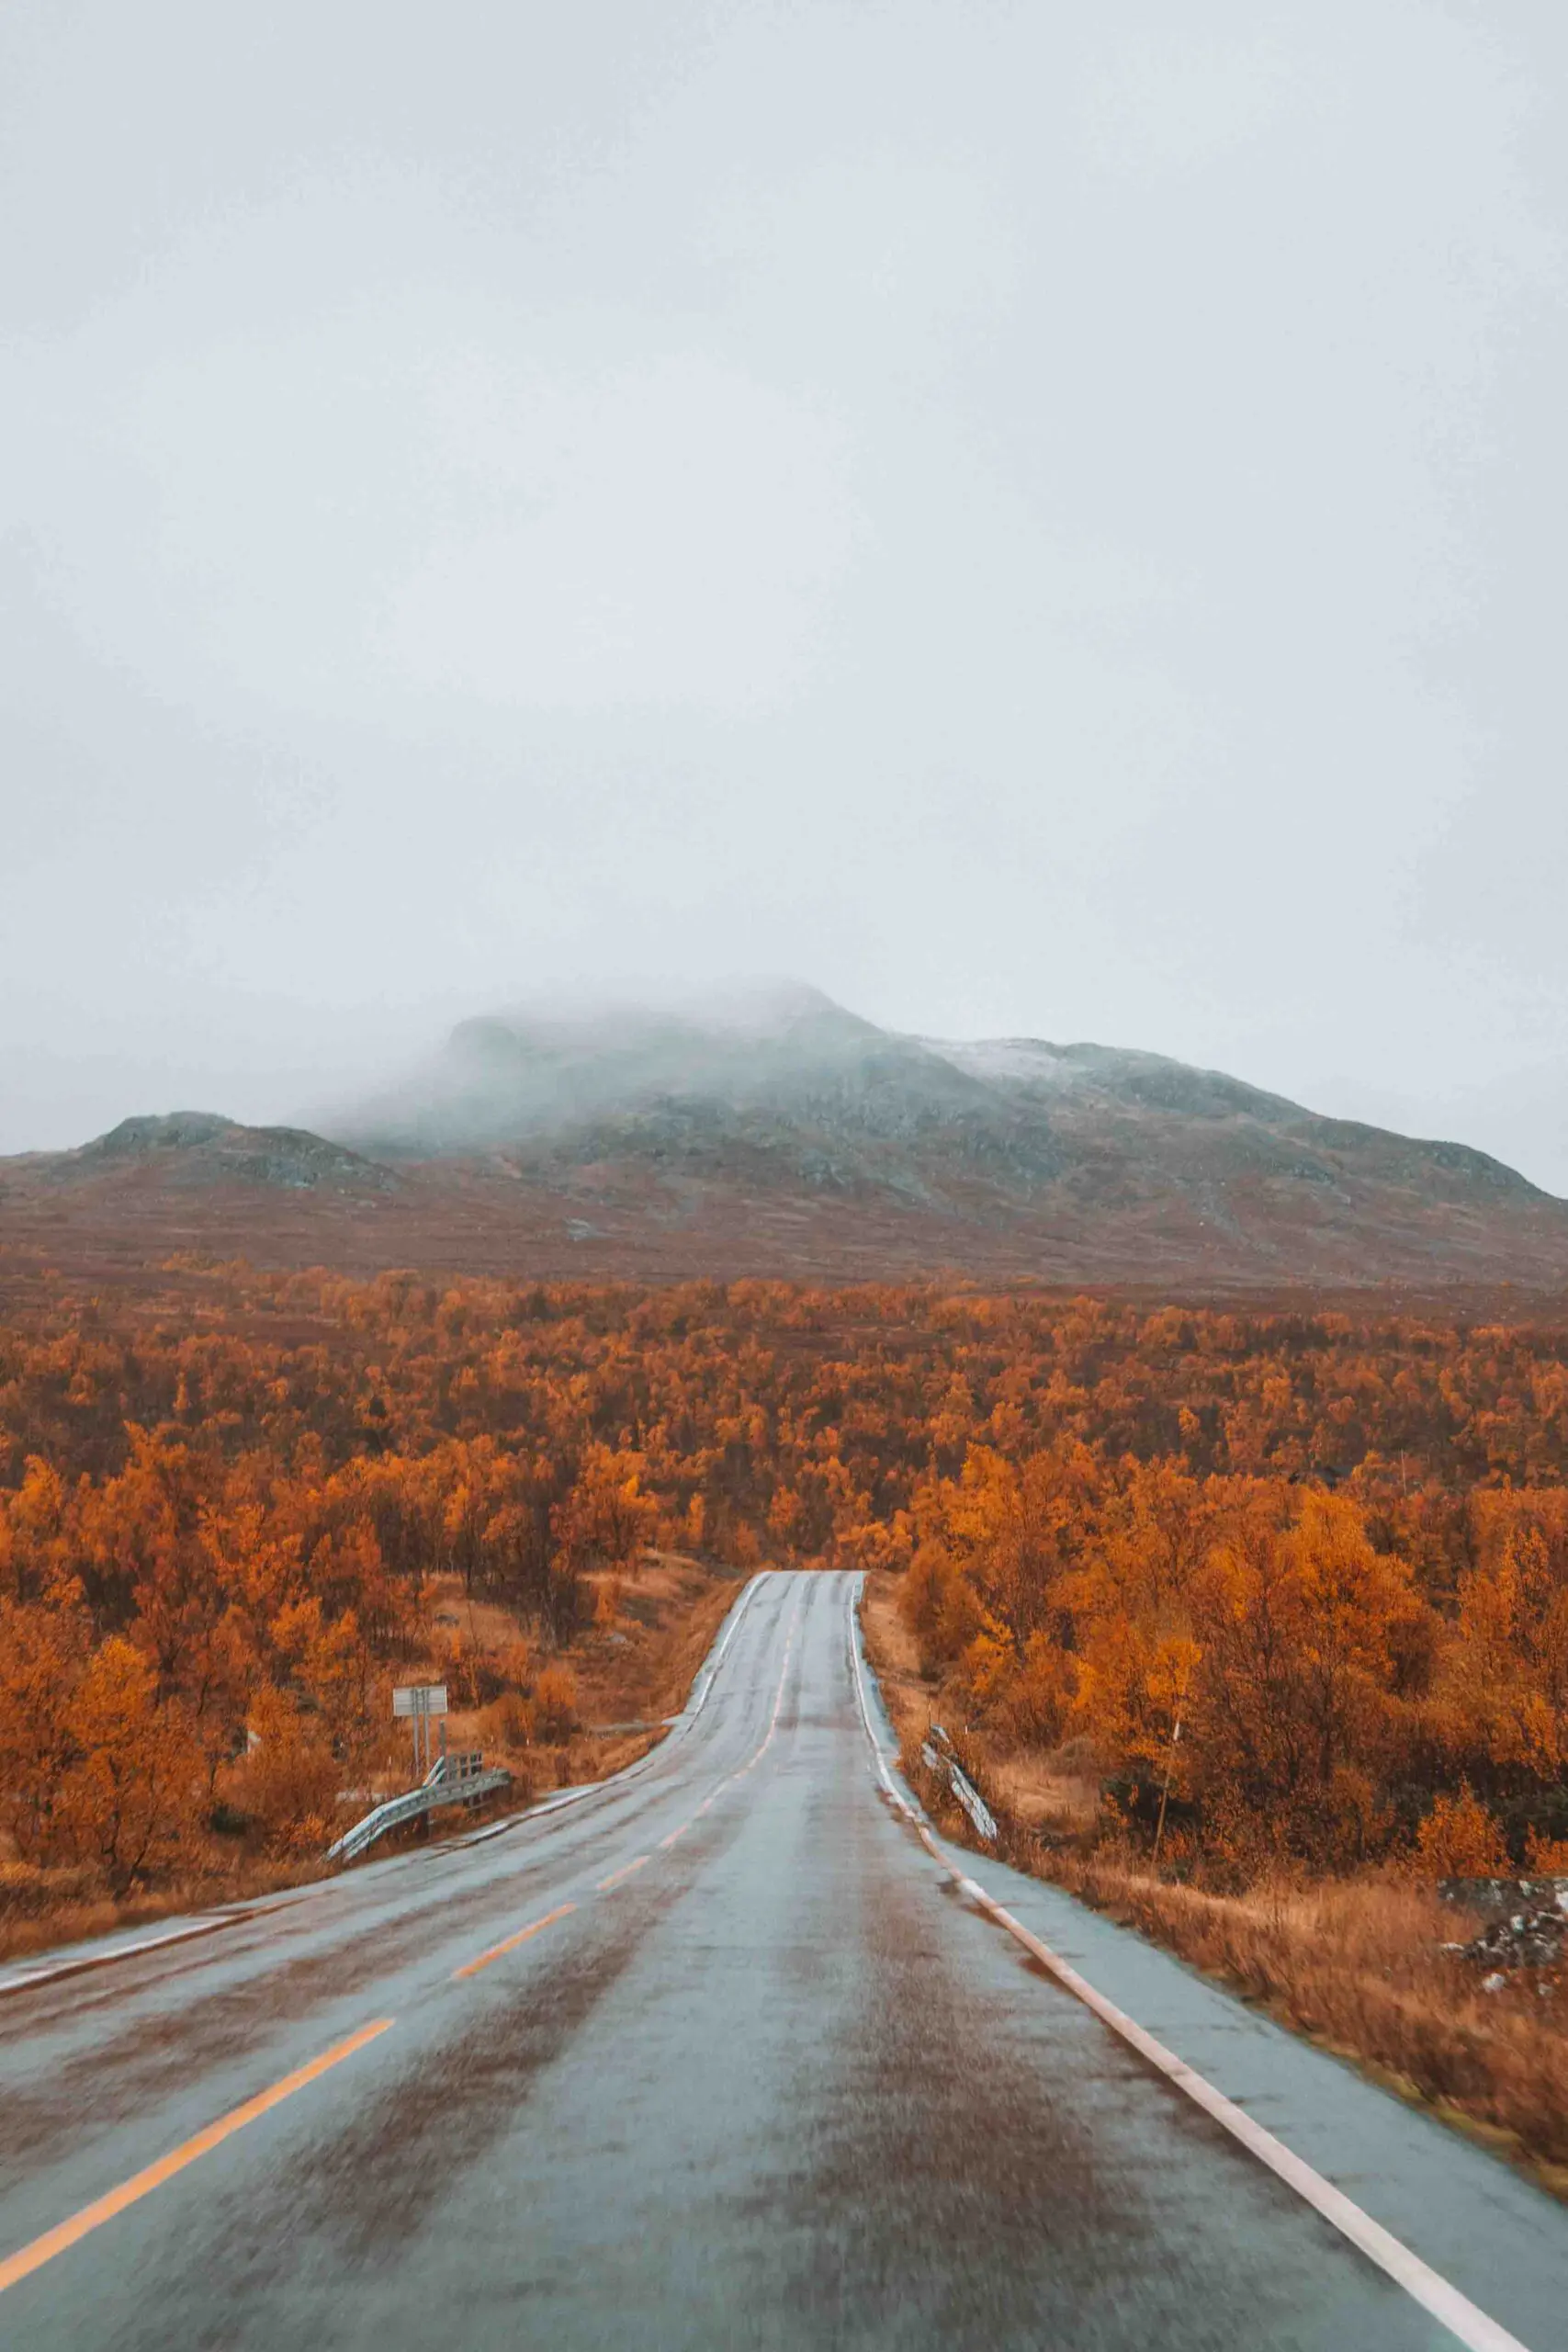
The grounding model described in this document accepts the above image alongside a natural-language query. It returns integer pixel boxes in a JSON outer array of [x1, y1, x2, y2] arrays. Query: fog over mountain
[[6, 5, 1568, 1192], [8, 987, 1566, 1295], [333, 982, 1545, 1216]]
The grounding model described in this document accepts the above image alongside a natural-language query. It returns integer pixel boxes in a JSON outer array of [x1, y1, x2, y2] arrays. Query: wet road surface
[[0, 1568, 1563, 2349]]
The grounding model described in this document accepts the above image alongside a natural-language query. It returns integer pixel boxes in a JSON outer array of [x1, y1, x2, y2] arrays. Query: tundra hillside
[[11, 989, 1568, 1292], [3, 1273, 1568, 1952]]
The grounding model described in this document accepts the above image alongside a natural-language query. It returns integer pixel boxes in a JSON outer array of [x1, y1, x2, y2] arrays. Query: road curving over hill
[[0, 1569, 1563, 2349]]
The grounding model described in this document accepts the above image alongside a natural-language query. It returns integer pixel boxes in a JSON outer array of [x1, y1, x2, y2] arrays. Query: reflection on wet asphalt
[[0, 1570, 1561, 2349]]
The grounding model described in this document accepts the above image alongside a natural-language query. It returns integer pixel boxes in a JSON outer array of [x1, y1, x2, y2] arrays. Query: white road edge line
[[846, 1576, 1533, 2352], [0, 1913, 250, 1999], [0, 1573, 778, 2000], [468, 1566, 773, 1845], [593, 1584, 803, 1882], [687, 1570, 770, 1721]]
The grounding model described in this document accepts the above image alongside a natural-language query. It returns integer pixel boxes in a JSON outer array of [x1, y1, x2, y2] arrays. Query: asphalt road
[[1, 1568, 1564, 2350]]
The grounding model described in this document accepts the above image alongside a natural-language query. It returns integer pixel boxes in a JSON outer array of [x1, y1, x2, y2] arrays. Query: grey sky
[[5, 3, 1568, 1185]]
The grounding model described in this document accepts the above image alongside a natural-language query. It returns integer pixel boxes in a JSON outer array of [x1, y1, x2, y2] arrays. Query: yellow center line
[[0, 2018, 393, 2298], [657, 1822, 692, 1849], [596, 1854, 650, 1892], [452, 1902, 575, 1981]]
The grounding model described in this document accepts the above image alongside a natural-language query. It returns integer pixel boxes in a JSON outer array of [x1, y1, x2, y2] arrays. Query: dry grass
[[1047, 1855, 1568, 2183], [986, 1746, 1101, 1838], [372, 1549, 745, 1792], [1, 1549, 750, 1969], [573, 1551, 750, 1727], [860, 1569, 1568, 2193], [860, 1566, 942, 1751], [0, 1855, 324, 1967]]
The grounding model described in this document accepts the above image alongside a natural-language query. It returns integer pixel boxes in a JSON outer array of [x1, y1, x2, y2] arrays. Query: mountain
[[341, 986, 1537, 1210], [24, 1111, 393, 1195], [340, 983, 946, 1159], [71, 1112, 394, 1193], [5, 989, 1567, 1295]]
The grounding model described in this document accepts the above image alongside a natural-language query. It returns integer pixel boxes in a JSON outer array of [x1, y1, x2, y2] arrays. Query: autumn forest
[[3, 1264, 1568, 1927]]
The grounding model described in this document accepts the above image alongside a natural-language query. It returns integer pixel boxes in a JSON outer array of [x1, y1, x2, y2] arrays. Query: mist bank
[[5, 987, 1566, 1295]]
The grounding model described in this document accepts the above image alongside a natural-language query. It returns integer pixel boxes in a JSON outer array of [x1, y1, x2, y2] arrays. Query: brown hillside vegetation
[[8, 988, 1568, 1291], [5, 1138, 1567, 1294]]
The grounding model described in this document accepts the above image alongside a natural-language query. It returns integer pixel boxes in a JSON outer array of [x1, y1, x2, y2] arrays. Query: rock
[[1448, 1903, 1566, 1973]]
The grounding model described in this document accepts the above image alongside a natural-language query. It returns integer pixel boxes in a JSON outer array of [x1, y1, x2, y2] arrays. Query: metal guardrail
[[920, 1724, 998, 1844], [326, 1749, 513, 1865]]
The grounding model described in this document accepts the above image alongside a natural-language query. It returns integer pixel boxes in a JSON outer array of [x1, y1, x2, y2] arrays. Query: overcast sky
[[5, 2, 1568, 1184]]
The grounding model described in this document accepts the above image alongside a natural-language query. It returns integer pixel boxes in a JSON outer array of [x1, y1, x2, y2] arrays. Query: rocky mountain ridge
[[338, 988, 1542, 1222], [3, 989, 1564, 1293], [39, 1111, 393, 1194]]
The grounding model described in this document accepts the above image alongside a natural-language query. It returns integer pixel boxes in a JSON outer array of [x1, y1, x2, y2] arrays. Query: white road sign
[[393, 1683, 449, 1718]]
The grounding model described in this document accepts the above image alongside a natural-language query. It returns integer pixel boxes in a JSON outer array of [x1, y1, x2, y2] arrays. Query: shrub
[[1414, 1785, 1509, 1878], [231, 1687, 344, 1858], [533, 1662, 579, 1742], [1524, 1828, 1568, 1873], [482, 1690, 536, 1751]]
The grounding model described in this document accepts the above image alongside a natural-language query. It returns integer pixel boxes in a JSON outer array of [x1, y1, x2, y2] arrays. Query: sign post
[[392, 1683, 449, 1779]]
